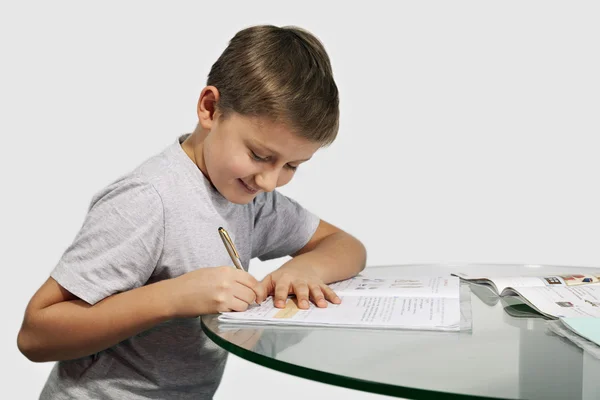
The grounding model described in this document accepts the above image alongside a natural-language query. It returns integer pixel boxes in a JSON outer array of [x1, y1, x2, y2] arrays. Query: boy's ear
[[197, 86, 221, 130]]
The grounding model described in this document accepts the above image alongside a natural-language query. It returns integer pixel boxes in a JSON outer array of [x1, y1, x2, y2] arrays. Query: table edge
[[201, 316, 507, 400]]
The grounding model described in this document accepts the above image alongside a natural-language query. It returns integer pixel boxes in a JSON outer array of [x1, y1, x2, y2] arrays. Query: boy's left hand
[[256, 261, 341, 309]]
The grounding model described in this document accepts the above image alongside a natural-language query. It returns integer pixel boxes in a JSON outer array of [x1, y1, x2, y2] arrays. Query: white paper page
[[511, 285, 600, 318], [219, 295, 461, 331], [329, 276, 459, 298], [453, 272, 600, 295], [546, 320, 600, 361], [452, 273, 548, 294], [485, 277, 548, 293]]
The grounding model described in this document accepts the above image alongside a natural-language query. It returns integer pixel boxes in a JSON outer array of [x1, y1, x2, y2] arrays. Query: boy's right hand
[[168, 266, 265, 318]]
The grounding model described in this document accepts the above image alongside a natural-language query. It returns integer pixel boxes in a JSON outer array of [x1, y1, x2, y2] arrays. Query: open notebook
[[452, 271, 600, 319], [219, 276, 462, 331]]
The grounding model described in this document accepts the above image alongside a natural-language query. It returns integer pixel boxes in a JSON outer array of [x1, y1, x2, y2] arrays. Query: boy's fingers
[[235, 269, 259, 288], [308, 284, 328, 308], [235, 270, 274, 303], [233, 283, 258, 305], [273, 280, 291, 308], [252, 280, 269, 304], [308, 287, 327, 308], [321, 284, 341, 304], [292, 281, 310, 309], [228, 297, 251, 313]]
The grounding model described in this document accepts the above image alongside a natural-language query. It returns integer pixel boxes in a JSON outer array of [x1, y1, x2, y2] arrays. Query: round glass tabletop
[[201, 264, 600, 399]]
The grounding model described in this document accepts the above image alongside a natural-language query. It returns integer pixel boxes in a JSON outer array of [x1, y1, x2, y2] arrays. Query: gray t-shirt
[[40, 134, 320, 400]]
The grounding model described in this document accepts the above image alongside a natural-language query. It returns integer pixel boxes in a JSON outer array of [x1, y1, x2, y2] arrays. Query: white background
[[2, 1, 599, 399]]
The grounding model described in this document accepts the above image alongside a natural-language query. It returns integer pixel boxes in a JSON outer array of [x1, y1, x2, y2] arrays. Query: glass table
[[201, 264, 600, 399]]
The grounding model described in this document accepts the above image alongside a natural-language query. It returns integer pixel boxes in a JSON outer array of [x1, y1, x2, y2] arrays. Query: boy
[[17, 25, 366, 399]]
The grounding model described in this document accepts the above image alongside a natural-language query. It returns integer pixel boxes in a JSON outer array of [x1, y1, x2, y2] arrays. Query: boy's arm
[[17, 267, 262, 363], [291, 219, 366, 283], [17, 277, 175, 362], [257, 219, 367, 308]]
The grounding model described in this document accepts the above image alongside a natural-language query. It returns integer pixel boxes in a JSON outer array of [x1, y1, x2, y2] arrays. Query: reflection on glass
[[213, 320, 312, 358], [201, 264, 600, 400]]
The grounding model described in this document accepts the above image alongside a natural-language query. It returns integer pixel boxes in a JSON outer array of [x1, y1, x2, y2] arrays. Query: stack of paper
[[547, 318, 600, 360], [218, 276, 463, 331], [454, 271, 600, 319]]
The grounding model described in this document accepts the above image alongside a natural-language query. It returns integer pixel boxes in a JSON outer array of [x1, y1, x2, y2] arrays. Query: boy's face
[[187, 111, 320, 205]]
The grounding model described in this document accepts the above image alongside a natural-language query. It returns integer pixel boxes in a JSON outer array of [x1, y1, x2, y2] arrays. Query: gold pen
[[218, 227, 244, 270]]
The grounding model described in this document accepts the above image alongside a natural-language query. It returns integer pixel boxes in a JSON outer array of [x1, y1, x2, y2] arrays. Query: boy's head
[[183, 25, 339, 204]]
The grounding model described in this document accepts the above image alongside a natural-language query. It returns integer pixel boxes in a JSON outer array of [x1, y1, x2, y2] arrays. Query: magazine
[[547, 318, 600, 359], [452, 272, 600, 319], [218, 276, 462, 331]]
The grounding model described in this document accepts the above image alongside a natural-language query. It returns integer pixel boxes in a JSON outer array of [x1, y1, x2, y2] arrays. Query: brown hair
[[207, 25, 339, 147]]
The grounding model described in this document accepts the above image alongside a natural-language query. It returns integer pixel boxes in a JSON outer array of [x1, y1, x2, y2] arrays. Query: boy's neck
[[181, 129, 211, 183]]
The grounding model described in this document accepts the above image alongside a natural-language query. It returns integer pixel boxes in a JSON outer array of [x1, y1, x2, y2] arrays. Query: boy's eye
[[251, 150, 297, 171], [250, 151, 267, 161]]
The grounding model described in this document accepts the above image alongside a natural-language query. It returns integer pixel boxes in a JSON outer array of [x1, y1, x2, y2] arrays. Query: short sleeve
[[51, 176, 165, 305], [251, 190, 320, 261]]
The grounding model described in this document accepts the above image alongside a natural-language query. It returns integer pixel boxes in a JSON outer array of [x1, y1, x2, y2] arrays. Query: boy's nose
[[255, 170, 278, 193]]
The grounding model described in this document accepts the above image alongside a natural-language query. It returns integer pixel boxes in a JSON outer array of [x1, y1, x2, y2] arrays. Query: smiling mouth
[[238, 179, 259, 194]]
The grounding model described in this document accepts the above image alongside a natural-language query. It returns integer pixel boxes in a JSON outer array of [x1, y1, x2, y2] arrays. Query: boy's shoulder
[[120, 135, 198, 191], [132, 138, 182, 185], [89, 137, 189, 205]]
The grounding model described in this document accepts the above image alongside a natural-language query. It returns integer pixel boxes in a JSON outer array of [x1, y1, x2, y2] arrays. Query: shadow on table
[[216, 323, 311, 357]]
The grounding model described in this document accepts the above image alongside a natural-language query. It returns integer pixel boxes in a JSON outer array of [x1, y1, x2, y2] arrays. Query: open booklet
[[547, 318, 600, 360], [218, 276, 462, 331], [452, 271, 600, 319]]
